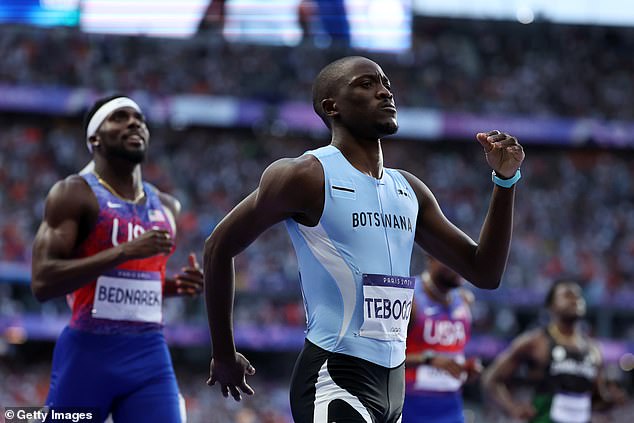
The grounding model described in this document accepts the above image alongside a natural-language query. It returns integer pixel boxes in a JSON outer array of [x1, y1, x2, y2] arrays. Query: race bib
[[359, 274, 414, 341], [550, 392, 591, 423], [414, 355, 466, 392], [92, 269, 162, 323]]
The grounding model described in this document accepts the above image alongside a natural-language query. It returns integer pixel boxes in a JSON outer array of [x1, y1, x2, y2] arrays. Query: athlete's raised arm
[[203, 154, 323, 401], [399, 130, 524, 290], [31, 175, 174, 301]]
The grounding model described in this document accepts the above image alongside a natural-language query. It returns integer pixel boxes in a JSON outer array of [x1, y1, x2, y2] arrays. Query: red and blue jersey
[[405, 277, 472, 394], [68, 172, 174, 334]]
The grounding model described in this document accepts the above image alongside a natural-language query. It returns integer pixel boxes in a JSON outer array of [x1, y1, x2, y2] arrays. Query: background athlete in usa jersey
[[31, 95, 203, 422], [404, 256, 482, 423]]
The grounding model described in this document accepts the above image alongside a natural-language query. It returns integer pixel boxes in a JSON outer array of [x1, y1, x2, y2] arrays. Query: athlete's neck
[[422, 272, 451, 305], [93, 157, 143, 202], [549, 319, 582, 348], [551, 317, 577, 336], [331, 133, 383, 179]]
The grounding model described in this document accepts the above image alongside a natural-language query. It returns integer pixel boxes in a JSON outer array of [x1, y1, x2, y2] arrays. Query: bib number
[[92, 269, 162, 323], [550, 392, 591, 423], [359, 274, 414, 341]]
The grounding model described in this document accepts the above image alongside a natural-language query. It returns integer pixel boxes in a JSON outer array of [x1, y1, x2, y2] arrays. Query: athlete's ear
[[88, 134, 100, 150], [321, 98, 338, 119]]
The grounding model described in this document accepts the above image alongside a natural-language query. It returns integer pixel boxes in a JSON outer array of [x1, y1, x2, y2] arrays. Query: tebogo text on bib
[[359, 274, 415, 341]]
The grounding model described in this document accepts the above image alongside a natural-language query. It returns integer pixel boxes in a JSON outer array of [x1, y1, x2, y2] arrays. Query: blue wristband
[[492, 169, 521, 188]]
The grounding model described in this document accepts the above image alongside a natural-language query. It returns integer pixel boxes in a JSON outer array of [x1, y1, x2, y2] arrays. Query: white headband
[[86, 97, 142, 152]]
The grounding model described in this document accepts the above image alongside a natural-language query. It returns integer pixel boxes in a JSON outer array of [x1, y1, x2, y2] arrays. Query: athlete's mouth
[[381, 106, 397, 114], [380, 102, 397, 112], [123, 132, 145, 144]]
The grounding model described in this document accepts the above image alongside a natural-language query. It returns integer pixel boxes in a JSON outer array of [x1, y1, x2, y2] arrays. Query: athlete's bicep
[[399, 170, 477, 275], [33, 179, 87, 261], [207, 157, 321, 258], [32, 218, 80, 262], [32, 177, 94, 287], [209, 190, 285, 258], [484, 332, 538, 383]]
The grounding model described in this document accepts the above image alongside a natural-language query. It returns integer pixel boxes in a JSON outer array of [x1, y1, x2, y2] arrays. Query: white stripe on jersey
[[298, 223, 357, 341]]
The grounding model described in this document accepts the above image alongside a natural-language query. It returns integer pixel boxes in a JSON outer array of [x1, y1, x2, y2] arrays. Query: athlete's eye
[[112, 111, 126, 121]]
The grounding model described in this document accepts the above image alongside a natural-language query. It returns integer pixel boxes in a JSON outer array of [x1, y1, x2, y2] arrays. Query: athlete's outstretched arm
[[400, 130, 524, 289], [203, 155, 323, 401], [481, 331, 538, 420], [31, 176, 174, 301]]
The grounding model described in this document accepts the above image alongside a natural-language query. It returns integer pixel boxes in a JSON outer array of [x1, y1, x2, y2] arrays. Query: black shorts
[[290, 340, 404, 423]]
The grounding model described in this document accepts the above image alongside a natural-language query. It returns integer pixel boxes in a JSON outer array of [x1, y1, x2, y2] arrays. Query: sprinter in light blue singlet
[[204, 56, 525, 423], [285, 144, 418, 369]]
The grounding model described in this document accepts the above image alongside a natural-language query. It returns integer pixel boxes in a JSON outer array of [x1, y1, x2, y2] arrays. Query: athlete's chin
[[376, 120, 398, 137], [128, 153, 146, 164], [562, 312, 582, 323], [113, 149, 146, 164]]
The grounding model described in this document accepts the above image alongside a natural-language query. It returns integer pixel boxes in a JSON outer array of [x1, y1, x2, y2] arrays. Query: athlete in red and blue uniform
[[403, 256, 481, 423], [32, 95, 203, 422]]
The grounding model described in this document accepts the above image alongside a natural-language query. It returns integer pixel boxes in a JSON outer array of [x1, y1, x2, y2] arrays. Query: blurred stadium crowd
[[0, 18, 633, 119]]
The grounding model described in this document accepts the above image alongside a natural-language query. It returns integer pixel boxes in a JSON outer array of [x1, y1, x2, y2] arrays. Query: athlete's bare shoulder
[[258, 154, 324, 226], [156, 190, 181, 217], [458, 288, 475, 306], [45, 174, 98, 223], [259, 154, 323, 194], [514, 328, 550, 362], [266, 154, 322, 181], [521, 327, 548, 343], [586, 338, 603, 363], [52, 174, 93, 196]]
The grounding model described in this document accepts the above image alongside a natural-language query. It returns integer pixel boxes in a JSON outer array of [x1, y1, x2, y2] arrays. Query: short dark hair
[[544, 277, 581, 307], [83, 94, 128, 136], [312, 56, 366, 128]]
